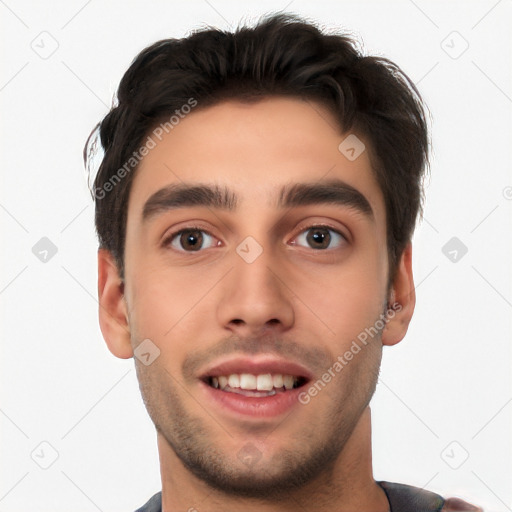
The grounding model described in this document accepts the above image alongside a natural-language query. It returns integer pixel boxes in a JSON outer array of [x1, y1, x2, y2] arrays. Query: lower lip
[[199, 381, 305, 419]]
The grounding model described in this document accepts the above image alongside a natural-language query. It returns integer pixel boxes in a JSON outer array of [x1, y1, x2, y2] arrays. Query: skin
[[97, 97, 416, 511]]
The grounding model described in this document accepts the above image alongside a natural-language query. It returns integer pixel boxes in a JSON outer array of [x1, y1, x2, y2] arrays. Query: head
[[89, 13, 428, 499]]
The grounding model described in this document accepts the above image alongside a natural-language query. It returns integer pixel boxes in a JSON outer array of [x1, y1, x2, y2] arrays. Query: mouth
[[204, 373, 309, 397], [198, 357, 312, 418]]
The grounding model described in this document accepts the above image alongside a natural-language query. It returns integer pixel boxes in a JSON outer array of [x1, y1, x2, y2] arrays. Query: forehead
[[127, 97, 385, 222]]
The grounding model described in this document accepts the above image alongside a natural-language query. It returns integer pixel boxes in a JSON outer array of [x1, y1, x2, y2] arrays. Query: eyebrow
[[141, 179, 374, 223]]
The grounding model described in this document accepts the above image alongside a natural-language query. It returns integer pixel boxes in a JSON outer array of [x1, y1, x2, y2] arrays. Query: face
[[119, 97, 393, 496]]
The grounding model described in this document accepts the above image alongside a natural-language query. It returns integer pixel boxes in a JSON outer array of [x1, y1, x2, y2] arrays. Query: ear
[[97, 249, 133, 359], [381, 243, 416, 346]]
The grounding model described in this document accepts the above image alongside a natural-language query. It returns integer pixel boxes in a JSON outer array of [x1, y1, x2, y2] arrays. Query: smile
[[199, 357, 312, 418], [208, 373, 307, 397]]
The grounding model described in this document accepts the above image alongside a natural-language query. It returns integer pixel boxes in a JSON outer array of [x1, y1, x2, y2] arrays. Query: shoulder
[[442, 497, 483, 511], [378, 481, 482, 512], [134, 491, 162, 512], [134, 486, 482, 512]]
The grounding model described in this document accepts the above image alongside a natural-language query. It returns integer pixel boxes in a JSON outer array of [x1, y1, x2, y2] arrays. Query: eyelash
[[162, 224, 348, 253]]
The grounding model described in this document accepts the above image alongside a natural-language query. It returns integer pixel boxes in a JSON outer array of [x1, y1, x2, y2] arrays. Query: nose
[[216, 244, 295, 337]]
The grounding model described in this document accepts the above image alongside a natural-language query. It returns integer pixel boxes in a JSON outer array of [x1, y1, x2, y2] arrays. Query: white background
[[1, 1, 511, 511]]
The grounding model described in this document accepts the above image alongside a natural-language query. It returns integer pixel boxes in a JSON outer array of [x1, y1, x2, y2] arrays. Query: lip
[[199, 380, 307, 418], [200, 356, 314, 381], [198, 356, 313, 419]]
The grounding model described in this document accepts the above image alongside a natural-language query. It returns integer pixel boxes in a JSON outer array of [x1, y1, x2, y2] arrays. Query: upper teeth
[[212, 373, 297, 391]]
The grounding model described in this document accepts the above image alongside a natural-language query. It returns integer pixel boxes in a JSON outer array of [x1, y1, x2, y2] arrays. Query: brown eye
[[306, 227, 331, 249], [294, 226, 346, 250], [179, 230, 203, 251], [167, 228, 217, 252]]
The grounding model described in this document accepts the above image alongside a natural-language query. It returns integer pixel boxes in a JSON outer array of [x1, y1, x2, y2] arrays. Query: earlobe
[[97, 249, 133, 359], [381, 243, 416, 346]]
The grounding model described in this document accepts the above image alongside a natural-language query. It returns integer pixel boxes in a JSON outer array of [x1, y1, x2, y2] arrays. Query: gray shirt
[[134, 481, 449, 512]]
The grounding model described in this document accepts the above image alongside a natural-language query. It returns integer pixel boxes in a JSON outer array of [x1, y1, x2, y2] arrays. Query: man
[[85, 13, 481, 512]]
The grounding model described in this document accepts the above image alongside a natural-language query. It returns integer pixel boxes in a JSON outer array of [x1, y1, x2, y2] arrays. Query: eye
[[165, 228, 219, 252], [292, 225, 346, 250]]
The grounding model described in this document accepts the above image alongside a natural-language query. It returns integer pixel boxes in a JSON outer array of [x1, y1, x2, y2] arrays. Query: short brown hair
[[85, 13, 429, 282]]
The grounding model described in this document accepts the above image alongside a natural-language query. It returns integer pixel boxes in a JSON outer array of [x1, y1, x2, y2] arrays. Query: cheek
[[298, 253, 387, 344], [125, 261, 221, 348]]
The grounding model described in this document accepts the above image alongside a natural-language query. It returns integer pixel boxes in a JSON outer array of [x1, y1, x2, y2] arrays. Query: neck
[[158, 406, 389, 512]]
